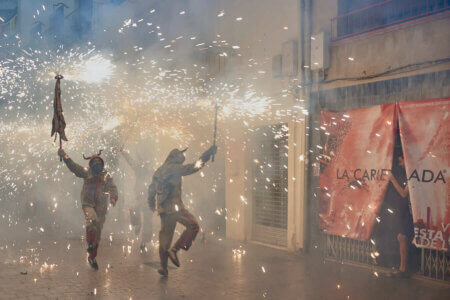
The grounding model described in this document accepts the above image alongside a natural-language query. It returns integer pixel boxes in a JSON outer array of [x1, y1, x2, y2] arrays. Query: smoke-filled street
[[1, 0, 450, 299], [1, 233, 448, 299]]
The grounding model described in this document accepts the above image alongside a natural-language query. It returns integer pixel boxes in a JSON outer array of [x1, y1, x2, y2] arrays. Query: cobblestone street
[[0, 232, 448, 300]]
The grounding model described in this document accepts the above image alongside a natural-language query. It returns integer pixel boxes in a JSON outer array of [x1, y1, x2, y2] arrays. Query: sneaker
[[88, 257, 99, 270], [87, 243, 94, 254], [167, 248, 180, 267], [158, 267, 168, 277]]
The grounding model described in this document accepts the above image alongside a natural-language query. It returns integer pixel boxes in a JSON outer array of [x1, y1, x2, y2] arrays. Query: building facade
[[305, 0, 450, 281], [210, 0, 308, 252], [0, 0, 131, 47], [216, 0, 450, 281]]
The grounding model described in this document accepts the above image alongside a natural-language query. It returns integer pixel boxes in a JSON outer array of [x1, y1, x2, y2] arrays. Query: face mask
[[91, 163, 103, 174]]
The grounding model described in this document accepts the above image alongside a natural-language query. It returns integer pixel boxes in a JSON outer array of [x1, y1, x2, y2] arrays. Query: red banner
[[319, 104, 396, 240], [398, 98, 450, 250]]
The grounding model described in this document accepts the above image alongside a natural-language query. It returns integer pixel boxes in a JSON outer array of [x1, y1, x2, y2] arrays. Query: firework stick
[[212, 103, 218, 162], [59, 135, 62, 162], [52, 74, 66, 163], [58, 74, 63, 162]]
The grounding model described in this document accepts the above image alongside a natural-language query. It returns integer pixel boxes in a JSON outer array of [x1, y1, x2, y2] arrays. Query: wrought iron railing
[[421, 248, 450, 281], [325, 234, 376, 265], [325, 234, 450, 281], [331, 0, 450, 41]]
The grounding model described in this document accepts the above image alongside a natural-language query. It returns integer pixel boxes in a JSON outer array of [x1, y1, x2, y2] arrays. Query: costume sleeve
[[121, 151, 138, 169], [105, 174, 118, 201], [63, 158, 89, 178], [167, 162, 201, 178], [148, 180, 156, 211]]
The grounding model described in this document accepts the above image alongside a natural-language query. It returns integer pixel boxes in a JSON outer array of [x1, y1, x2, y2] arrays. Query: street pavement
[[0, 233, 449, 300]]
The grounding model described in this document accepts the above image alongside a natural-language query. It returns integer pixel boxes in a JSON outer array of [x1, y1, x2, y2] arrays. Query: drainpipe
[[299, 0, 313, 252]]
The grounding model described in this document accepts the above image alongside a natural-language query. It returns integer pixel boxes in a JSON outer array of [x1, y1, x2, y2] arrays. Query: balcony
[[332, 0, 450, 41]]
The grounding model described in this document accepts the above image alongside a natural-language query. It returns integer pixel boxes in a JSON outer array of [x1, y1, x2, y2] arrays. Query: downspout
[[299, 0, 313, 252]]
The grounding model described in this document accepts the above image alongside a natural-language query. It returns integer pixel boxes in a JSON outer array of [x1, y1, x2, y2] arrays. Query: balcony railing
[[332, 0, 450, 41]]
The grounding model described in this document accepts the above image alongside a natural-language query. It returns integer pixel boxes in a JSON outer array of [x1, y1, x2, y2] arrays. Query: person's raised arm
[[120, 149, 138, 170], [105, 174, 118, 206], [58, 149, 89, 178], [389, 173, 409, 198], [170, 145, 218, 177]]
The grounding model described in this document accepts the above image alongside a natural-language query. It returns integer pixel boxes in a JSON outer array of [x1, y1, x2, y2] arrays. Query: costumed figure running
[[58, 149, 118, 270], [148, 145, 217, 276]]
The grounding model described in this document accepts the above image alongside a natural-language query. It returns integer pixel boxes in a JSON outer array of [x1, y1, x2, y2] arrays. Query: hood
[[163, 148, 187, 165]]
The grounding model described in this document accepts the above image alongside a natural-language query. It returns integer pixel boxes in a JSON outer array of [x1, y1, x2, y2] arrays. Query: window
[[333, 0, 450, 40]]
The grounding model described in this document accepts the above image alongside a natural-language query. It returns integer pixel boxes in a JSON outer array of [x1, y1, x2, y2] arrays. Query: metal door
[[252, 124, 288, 247]]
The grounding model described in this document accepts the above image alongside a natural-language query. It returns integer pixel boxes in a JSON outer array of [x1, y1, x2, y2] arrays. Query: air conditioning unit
[[282, 40, 298, 77], [272, 54, 282, 78], [311, 31, 330, 70]]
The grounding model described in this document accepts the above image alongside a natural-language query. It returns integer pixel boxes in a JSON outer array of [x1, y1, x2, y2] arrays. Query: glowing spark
[[66, 54, 115, 84], [102, 117, 120, 131], [194, 160, 203, 169]]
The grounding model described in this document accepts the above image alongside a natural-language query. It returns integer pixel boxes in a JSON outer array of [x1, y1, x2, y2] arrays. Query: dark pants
[[159, 209, 199, 267]]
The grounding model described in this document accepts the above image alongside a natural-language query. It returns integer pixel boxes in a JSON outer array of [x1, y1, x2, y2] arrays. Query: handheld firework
[[51, 74, 68, 162]]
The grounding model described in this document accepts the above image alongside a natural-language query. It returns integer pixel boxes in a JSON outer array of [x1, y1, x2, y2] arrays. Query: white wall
[[215, 0, 307, 251]]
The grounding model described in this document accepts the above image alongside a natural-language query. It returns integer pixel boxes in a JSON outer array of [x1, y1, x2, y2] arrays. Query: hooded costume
[[148, 146, 216, 275], [61, 150, 118, 268], [120, 150, 153, 249]]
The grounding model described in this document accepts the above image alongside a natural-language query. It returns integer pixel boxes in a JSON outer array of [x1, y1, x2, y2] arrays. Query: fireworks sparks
[[0, 2, 317, 297], [65, 54, 115, 84], [232, 246, 246, 259]]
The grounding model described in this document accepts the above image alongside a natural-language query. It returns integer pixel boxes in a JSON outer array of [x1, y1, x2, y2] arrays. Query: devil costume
[[59, 149, 118, 270], [148, 145, 216, 276]]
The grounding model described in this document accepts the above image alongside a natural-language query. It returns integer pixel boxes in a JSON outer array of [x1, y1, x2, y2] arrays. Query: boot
[[167, 247, 180, 267], [88, 257, 99, 270], [87, 243, 94, 255], [158, 266, 168, 277]]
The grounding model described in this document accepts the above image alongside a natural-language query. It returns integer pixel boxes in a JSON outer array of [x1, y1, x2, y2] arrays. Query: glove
[[58, 148, 67, 158], [200, 145, 218, 162]]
